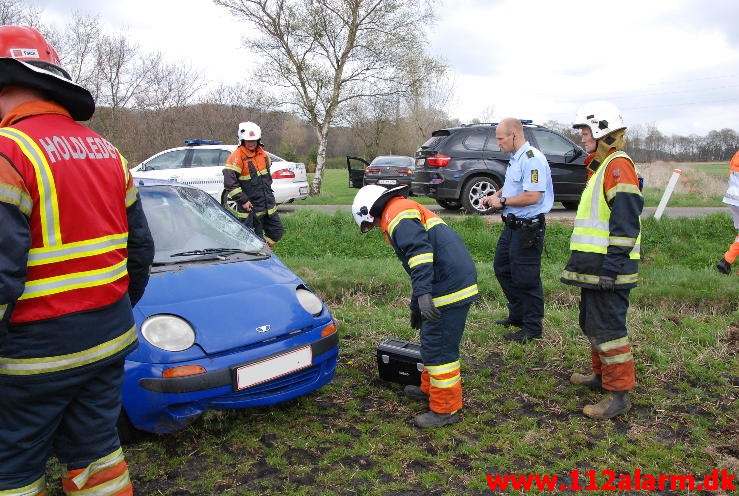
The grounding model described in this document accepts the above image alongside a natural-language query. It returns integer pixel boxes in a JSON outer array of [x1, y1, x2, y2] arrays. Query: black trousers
[[493, 222, 545, 335]]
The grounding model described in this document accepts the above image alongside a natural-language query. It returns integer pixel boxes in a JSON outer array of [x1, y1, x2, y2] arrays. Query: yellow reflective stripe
[[0, 475, 45, 495], [408, 252, 433, 268], [28, 233, 128, 266], [257, 169, 268, 176], [125, 186, 138, 208], [70, 448, 125, 490], [597, 336, 630, 352], [432, 284, 478, 307], [18, 259, 128, 300], [426, 360, 460, 375], [0, 325, 136, 375], [0, 183, 33, 216], [600, 352, 633, 365], [0, 304, 6, 320], [387, 209, 421, 238], [430, 374, 461, 388], [226, 187, 242, 197], [605, 182, 641, 201], [67, 471, 131, 496], [424, 217, 445, 230], [223, 164, 241, 173], [609, 235, 637, 248], [561, 270, 639, 286], [239, 174, 252, 181], [0, 128, 61, 246]]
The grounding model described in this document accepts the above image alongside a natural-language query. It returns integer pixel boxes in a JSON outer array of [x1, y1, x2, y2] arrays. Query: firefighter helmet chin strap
[[594, 128, 627, 165]]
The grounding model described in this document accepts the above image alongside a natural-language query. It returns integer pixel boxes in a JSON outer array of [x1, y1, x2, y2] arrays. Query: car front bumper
[[123, 327, 339, 434]]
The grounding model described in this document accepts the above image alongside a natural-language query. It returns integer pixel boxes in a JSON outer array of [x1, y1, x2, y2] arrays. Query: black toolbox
[[376, 338, 424, 385]]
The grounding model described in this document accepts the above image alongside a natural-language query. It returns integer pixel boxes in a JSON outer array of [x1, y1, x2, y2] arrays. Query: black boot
[[583, 391, 631, 420], [717, 258, 731, 274]]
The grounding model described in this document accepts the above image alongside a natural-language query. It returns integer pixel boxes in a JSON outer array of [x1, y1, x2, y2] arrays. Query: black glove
[[597, 275, 615, 291], [410, 309, 422, 329], [418, 293, 441, 323]]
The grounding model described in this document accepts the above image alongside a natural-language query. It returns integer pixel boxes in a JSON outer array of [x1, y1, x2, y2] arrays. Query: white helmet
[[573, 101, 625, 140], [238, 121, 261, 141], [352, 185, 387, 233]]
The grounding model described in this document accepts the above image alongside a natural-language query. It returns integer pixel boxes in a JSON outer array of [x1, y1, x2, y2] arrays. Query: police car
[[119, 179, 337, 440], [130, 140, 310, 205]]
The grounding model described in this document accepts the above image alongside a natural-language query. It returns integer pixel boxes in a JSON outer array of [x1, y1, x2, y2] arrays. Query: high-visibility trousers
[[579, 288, 636, 391], [0, 358, 133, 495], [419, 303, 471, 413]]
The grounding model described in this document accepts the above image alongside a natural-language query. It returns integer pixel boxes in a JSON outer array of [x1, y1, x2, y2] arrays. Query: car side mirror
[[565, 148, 583, 163]]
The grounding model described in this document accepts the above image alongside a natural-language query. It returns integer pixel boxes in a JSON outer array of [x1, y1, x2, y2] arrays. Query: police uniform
[[380, 197, 478, 414], [494, 141, 553, 338], [223, 144, 284, 245]]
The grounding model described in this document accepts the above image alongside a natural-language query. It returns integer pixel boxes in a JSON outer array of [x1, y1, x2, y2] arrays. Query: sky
[[35, 0, 739, 136]]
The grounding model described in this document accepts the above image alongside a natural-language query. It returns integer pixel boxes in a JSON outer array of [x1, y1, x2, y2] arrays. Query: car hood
[[133, 259, 327, 358]]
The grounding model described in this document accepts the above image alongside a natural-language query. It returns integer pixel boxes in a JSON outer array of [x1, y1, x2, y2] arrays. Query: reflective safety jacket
[[0, 101, 154, 376], [380, 197, 478, 308], [561, 150, 643, 289], [223, 145, 276, 215]]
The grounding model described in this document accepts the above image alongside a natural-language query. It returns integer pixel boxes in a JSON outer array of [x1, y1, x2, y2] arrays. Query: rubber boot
[[404, 385, 429, 401], [583, 391, 631, 420], [570, 372, 602, 390], [716, 258, 731, 274], [414, 410, 460, 428]]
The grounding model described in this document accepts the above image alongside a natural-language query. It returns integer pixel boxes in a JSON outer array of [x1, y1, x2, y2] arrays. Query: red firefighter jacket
[[0, 101, 154, 377]]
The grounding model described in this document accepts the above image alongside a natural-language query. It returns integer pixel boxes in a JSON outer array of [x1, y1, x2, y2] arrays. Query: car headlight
[[296, 288, 324, 316], [141, 315, 195, 351]]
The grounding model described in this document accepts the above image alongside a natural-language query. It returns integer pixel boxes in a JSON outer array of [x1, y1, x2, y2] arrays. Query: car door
[[526, 128, 586, 198], [178, 148, 231, 201], [133, 148, 189, 183]]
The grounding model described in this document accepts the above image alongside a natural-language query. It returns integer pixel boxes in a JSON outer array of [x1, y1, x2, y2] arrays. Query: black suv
[[411, 121, 587, 213]]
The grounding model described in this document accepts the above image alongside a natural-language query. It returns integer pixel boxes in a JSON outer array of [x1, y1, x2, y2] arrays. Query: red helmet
[[0, 25, 94, 121]]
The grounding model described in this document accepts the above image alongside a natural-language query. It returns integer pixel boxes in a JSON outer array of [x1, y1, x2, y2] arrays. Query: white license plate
[[299, 186, 308, 194], [378, 179, 397, 185], [235, 346, 312, 390]]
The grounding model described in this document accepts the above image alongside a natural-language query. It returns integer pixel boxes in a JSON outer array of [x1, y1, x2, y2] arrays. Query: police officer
[[562, 101, 643, 420], [0, 26, 154, 494], [481, 117, 553, 342], [223, 121, 284, 247], [352, 185, 479, 428]]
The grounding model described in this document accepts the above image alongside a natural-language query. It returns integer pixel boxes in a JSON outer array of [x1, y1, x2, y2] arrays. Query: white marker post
[[653, 169, 682, 220]]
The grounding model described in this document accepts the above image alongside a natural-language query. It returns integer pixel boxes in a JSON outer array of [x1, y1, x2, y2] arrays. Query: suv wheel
[[461, 176, 501, 215], [436, 198, 462, 210]]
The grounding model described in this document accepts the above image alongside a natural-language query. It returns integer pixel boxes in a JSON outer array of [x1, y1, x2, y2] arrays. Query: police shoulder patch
[[526, 150, 535, 158], [531, 169, 539, 183]]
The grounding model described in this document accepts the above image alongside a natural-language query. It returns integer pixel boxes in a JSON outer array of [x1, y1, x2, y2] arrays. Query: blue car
[[119, 180, 338, 439]]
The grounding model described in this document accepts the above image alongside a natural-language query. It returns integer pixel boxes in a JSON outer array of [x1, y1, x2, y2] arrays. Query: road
[[278, 204, 728, 220]]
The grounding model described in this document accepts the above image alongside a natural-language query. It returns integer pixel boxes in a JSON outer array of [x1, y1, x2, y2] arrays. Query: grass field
[[49, 163, 738, 495]]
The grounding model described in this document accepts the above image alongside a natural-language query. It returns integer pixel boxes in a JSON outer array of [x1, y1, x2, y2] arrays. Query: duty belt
[[502, 213, 545, 229]]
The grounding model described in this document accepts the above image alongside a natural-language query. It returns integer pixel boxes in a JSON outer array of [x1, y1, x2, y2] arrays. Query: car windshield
[[139, 185, 267, 264], [370, 156, 413, 167]]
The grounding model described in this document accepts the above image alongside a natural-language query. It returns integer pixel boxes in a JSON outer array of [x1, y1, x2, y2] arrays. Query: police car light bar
[[184, 139, 223, 146]]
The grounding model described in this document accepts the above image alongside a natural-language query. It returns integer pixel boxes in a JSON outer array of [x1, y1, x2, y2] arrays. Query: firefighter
[[0, 26, 154, 495], [561, 101, 643, 420], [716, 150, 739, 274], [223, 121, 284, 247], [352, 185, 478, 428]]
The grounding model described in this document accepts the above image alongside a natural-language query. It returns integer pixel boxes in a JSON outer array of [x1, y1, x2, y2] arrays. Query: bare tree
[[0, 0, 43, 26], [213, 0, 437, 195], [135, 52, 205, 111], [55, 13, 103, 99]]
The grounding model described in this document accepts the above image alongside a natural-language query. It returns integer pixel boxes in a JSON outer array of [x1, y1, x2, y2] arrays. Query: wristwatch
[[499, 196, 506, 206]]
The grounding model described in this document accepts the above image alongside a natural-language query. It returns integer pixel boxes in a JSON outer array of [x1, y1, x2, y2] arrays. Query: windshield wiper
[[170, 247, 267, 258]]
